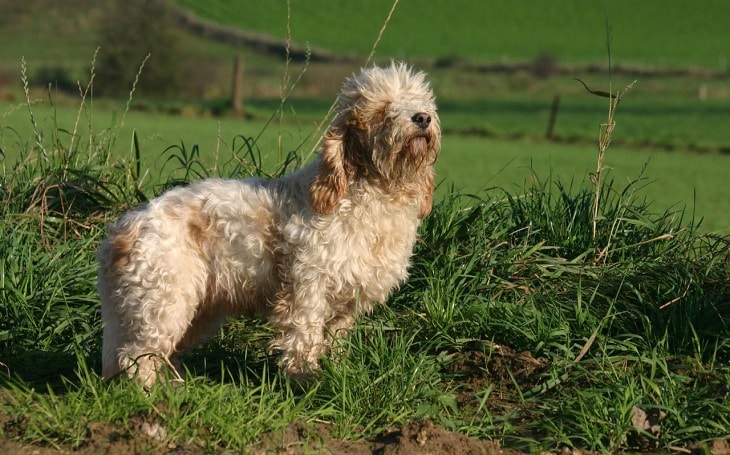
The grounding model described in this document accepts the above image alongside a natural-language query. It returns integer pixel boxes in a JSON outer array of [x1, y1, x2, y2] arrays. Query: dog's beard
[[399, 135, 433, 170], [405, 136, 429, 157], [369, 130, 436, 182]]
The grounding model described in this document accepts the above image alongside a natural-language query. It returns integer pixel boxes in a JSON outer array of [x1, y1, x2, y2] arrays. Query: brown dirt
[[4, 422, 727, 455], [446, 342, 548, 423], [0, 415, 518, 454], [253, 418, 515, 455]]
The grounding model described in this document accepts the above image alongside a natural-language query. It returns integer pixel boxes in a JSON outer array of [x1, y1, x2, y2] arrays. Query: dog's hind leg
[[100, 262, 204, 387], [100, 294, 124, 380]]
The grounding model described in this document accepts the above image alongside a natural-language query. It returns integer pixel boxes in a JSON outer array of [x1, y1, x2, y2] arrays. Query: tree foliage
[[95, 0, 184, 98]]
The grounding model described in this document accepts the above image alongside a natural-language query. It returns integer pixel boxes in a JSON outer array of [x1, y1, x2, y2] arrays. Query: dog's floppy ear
[[419, 169, 435, 219], [309, 128, 348, 215]]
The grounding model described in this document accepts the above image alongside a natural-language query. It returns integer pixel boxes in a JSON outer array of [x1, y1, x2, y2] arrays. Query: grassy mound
[[0, 72, 728, 453]]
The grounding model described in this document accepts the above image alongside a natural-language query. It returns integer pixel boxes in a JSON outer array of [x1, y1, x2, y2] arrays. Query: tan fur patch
[[310, 131, 348, 215], [110, 225, 137, 269], [186, 204, 211, 256], [420, 170, 435, 219]]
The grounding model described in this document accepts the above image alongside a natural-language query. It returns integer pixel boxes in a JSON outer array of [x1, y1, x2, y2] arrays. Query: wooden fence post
[[232, 54, 244, 115], [546, 94, 561, 139]]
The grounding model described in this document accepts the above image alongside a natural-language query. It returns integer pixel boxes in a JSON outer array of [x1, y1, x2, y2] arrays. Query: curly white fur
[[98, 62, 441, 386]]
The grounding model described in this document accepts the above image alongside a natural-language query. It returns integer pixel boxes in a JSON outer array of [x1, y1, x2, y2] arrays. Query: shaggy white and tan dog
[[98, 62, 440, 386]]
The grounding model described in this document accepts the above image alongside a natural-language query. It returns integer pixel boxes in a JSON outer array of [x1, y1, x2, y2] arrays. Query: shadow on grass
[[1, 350, 95, 392], [0, 317, 282, 394]]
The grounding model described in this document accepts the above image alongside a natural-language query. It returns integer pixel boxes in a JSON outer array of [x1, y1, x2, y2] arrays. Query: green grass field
[[4, 95, 730, 234], [176, 0, 730, 69]]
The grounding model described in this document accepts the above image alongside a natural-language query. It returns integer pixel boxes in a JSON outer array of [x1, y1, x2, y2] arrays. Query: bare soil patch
[[0, 413, 518, 454], [255, 419, 514, 455]]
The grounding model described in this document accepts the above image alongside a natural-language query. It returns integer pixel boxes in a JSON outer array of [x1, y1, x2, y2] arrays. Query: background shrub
[[95, 0, 184, 98]]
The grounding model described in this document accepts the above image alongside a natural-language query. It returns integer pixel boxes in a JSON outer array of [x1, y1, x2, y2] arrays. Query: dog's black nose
[[412, 112, 431, 129]]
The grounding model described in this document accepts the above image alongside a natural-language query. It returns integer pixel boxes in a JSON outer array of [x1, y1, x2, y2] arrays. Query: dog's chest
[[279, 195, 421, 301]]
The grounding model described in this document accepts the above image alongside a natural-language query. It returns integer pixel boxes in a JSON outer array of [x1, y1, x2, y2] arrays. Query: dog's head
[[309, 62, 441, 218]]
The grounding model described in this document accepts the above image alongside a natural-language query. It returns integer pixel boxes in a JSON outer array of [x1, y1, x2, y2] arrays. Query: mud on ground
[[0, 415, 516, 454]]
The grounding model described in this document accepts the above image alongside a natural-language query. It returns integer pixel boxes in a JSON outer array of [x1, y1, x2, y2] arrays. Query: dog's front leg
[[270, 281, 329, 380]]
